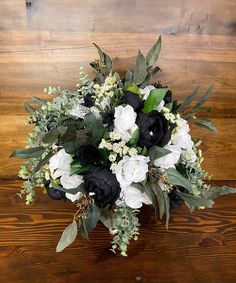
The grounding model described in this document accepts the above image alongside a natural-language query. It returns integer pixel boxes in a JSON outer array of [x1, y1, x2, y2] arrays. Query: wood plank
[[0, 180, 235, 283], [10, 0, 236, 35], [0, 0, 27, 30], [0, 33, 235, 117], [0, 116, 235, 180]]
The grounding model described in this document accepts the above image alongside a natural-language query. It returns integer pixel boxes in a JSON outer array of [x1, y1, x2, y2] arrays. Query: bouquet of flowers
[[11, 36, 236, 256]]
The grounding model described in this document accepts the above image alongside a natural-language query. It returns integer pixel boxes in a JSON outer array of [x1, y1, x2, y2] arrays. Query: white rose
[[114, 105, 138, 142], [172, 118, 193, 149], [115, 155, 150, 187], [140, 85, 155, 100], [154, 145, 181, 169], [60, 173, 84, 202], [122, 185, 151, 209], [48, 149, 73, 179]]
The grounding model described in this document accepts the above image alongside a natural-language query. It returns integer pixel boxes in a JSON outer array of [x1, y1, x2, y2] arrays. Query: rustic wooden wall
[[0, 1, 235, 282]]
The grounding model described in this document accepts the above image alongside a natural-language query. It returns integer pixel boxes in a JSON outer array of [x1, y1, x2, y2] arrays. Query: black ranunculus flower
[[168, 186, 188, 210], [123, 91, 143, 112], [83, 93, 94, 108], [136, 111, 172, 148], [84, 166, 121, 208], [76, 145, 100, 165], [100, 112, 114, 131], [44, 180, 66, 201]]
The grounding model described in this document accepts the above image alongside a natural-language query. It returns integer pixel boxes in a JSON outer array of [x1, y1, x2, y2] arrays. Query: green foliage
[[177, 85, 200, 112], [178, 192, 214, 210], [111, 207, 140, 256], [143, 88, 169, 113], [124, 70, 134, 88], [10, 147, 45, 159], [83, 112, 105, 143], [195, 119, 217, 133], [56, 220, 78, 252], [148, 146, 171, 162], [129, 128, 140, 147], [202, 186, 236, 199], [79, 203, 100, 239], [166, 168, 193, 193], [92, 43, 113, 76], [146, 36, 162, 67], [70, 160, 92, 175], [133, 50, 147, 85]]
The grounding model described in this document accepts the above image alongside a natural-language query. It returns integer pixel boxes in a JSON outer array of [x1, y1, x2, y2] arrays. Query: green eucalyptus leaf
[[50, 181, 85, 195], [83, 112, 105, 142], [10, 147, 45, 159], [56, 220, 78, 252], [124, 70, 134, 88], [99, 207, 112, 229], [33, 151, 54, 173], [133, 50, 147, 85], [80, 218, 89, 240], [194, 85, 213, 109], [41, 128, 60, 144], [148, 146, 171, 162], [202, 186, 236, 199], [63, 140, 76, 154], [61, 125, 77, 142], [166, 168, 193, 193], [195, 119, 217, 133], [143, 88, 169, 113], [145, 185, 158, 214], [151, 183, 165, 219], [32, 96, 47, 107], [178, 192, 214, 209], [24, 101, 36, 114], [146, 36, 162, 67], [163, 192, 170, 229], [70, 160, 92, 175], [177, 85, 200, 112], [80, 203, 100, 238]]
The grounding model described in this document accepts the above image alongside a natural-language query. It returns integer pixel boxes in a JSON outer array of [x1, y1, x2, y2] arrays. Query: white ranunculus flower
[[140, 85, 155, 100], [154, 145, 181, 169], [114, 105, 138, 142], [60, 173, 84, 202], [115, 155, 150, 187], [172, 118, 193, 149], [121, 185, 151, 209], [48, 149, 73, 179]]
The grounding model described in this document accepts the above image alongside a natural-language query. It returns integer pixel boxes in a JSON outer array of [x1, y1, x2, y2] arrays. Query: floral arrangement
[[11, 37, 236, 256]]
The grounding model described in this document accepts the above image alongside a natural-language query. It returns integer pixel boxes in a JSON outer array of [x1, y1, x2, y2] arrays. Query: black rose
[[100, 112, 114, 131], [136, 111, 172, 148], [82, 93, 94, 108], [84, 166, 121, 208], [123, 91, 143, 112], [168, 186, 188, 210], [44, 180, 66, 201], [76, 145, 100, 165]]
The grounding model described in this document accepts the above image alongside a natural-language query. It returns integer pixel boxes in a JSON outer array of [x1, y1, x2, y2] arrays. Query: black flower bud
[[123, 91, 143, 112], [44, 180, 66, 201], [136, 110, 172, 149], [84, 166, 121, 208], [76, 145, 100, 165]]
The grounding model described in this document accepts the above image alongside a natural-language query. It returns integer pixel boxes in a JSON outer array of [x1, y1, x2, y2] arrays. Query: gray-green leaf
[[10, 147, 45, 159], [146, 36, 162, 67], [133, 50, 147, 85], [148, 146, 171, 162], [177, 85, 200, 112], [195, 119, 217, 133], [178, 192, 214, 209], [56, 220, 78, 252], [166, 168, 193, 193], [202, 186, 236, 199]]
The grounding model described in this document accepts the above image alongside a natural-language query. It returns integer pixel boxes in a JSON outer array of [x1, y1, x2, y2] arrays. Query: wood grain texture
[[0, 180, 236, 283], [0, 1, 236, 282]]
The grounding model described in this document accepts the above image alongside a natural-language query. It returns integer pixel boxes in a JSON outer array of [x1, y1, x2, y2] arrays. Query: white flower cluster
[[48, 149, 83, 202], [93, 74, 118, 109]]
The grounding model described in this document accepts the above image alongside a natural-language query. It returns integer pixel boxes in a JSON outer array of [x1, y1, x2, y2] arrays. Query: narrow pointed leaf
[[177, 85, 200, 112], [146, 36, 162, 67], [178, 192, 214, 208], [134, 50, 147, 85], [195, 119, 217, 133], [10, 147, 45, 159], [166, 168, 193, 193], [143, 88, 169, 113], [202, 186, 236, 199]]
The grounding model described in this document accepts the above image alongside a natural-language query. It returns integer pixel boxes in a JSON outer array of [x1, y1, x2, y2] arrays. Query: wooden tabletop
[[0, 1, 235, 282]]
